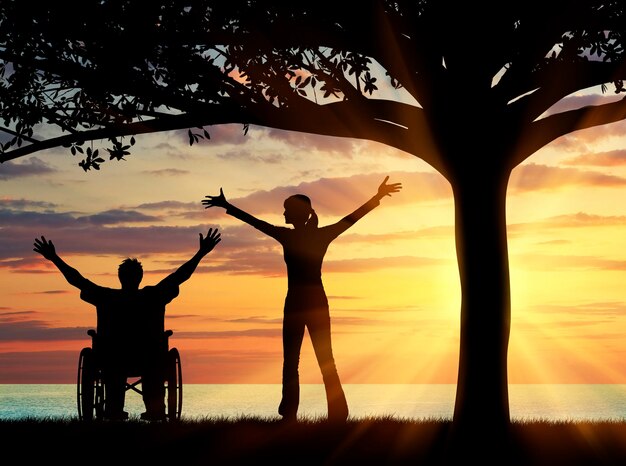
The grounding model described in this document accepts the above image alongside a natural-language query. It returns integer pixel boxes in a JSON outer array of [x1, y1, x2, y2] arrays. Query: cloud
[[547, 119, 626, 149], [213, 148, 285, 164], [325, 315, 388, 326], [173, 328, 282, 339], [515, 318, 614, 333], [189, 247, 285, 277], [0, 310, 37, 318], [141, 227, 445, 277], [0, 351, 78, 383], [0, 216, 222, 264], [134, 200, 198, 210], [0, 207, 160, 228], [512, 252, 626, 271], [527, 301, 626, 317], [323, 256, 445, 273], [186, 123, 360, 155], [142, 168, 190, 176], [8, 163, 617, 258], [226, 316, 282, 324], [510, 163, 626, 193], [0, 198, 57, 210], [0, 312, 89, 342], [0, 309, 281, 342], [540, 212, 626, 228], [12, 166, 623, 278], [190, 252, 445, 277], [78, 209, 161, 225], [335, 227, 455, 244], [508, 212, 626, 236], [1, 190, 451, 277], [264, 127, 357, 154], [542, 92, 624, 118], [334, 304, 430, 314], [0, 209, 81, 229], [225, 171, 452, 216], [0, 157, 56, 180], [561, 149, 626, 167], [175, 124, 250, 146]]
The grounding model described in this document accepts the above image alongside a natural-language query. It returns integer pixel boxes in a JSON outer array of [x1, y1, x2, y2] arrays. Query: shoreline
[[3, 383, 626, 422]]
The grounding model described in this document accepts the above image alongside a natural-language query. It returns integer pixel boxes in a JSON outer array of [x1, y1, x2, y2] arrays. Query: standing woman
[[202, 176, 402, 422]]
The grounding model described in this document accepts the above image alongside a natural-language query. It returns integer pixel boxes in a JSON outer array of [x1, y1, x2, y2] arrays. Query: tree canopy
[[1, 1, 623, 174]]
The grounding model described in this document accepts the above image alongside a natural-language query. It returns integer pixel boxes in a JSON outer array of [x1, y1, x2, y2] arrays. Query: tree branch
[[509, 59, 626, 123]]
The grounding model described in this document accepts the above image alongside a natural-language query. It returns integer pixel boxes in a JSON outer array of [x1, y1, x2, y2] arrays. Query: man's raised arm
[[33, 236, 89, 289], [162, 228, 221, 286]]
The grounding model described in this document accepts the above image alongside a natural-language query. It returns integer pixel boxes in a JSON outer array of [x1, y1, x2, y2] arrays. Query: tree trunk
[[447, 166, 513, 455]]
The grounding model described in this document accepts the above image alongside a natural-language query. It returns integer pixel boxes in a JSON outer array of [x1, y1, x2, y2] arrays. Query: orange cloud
[[226, 170, 451, 216], [510, 163, 626, 193], [509, 212, 626, 232], [561, 149, 626, 167]]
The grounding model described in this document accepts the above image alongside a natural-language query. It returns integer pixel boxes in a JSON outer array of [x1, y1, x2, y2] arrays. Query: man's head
[[118, 258, 143, 289]]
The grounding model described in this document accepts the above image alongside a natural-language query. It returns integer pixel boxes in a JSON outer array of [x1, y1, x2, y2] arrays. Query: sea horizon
[[2, 383, 626, 422]]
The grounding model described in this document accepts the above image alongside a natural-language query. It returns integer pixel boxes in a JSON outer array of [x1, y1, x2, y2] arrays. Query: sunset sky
[[2, 86, 626, 385]]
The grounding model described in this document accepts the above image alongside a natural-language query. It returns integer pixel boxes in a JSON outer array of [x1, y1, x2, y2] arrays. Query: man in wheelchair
[[34, 228, 221, 421]]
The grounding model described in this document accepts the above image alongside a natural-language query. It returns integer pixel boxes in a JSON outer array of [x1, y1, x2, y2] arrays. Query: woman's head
[[284, 194, 317, 228]]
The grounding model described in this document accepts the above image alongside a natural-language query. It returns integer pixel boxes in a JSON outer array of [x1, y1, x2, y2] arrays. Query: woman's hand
[[202, 188, 229, 209], [377, 176, 402, 198]]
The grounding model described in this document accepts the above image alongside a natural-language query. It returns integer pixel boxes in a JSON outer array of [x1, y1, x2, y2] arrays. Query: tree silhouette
[[1, 0, 625, 435]]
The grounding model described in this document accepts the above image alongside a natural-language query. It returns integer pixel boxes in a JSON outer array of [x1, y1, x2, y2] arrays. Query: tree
[[1, 0, 625, 435]]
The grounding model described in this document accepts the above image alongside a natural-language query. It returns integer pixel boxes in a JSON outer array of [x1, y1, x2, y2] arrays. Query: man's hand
[[33, 236, 57, 261], [199, 228, 221, 255]]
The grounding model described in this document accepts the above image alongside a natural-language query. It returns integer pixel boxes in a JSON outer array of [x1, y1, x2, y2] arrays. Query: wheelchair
[[77, 329, 182, 421]]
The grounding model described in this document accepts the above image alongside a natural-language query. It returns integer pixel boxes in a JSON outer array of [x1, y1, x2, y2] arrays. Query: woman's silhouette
[[202, 176, 402, 422]]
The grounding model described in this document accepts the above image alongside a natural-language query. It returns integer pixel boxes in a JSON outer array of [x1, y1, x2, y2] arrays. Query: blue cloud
[[0, 157, 56, 180]]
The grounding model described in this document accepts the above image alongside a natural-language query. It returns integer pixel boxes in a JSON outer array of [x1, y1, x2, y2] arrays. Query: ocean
[[2, 384, 626, 422]]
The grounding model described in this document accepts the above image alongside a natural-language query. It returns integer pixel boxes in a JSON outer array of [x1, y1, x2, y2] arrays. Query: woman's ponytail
[[306, 209, 319, 229]]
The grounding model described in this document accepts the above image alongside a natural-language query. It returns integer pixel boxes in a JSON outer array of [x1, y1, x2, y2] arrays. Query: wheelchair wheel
[[77, 348, 103, 420], [165, 347, 182, 421]]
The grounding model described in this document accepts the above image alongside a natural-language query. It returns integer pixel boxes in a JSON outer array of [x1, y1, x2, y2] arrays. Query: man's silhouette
[[203, 177, 401, 422], [33, 228, 221, 420]]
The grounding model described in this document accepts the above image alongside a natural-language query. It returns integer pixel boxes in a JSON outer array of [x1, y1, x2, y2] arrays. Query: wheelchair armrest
[[87, 329, 97, 337], [165, 329, 173, 338]]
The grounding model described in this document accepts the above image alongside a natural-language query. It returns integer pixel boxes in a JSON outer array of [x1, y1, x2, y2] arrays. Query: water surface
[[1, 384, 626, 421]]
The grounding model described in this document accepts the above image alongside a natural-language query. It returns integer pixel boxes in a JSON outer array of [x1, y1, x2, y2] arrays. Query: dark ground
[[3, 416, 626, 465]]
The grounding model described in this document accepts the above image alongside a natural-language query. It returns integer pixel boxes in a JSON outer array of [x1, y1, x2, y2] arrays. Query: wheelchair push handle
[[86, 329, 174, 339]]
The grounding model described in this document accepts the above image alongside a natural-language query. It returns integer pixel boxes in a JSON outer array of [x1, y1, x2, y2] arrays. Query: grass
[[3, 415, 626, 465]]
